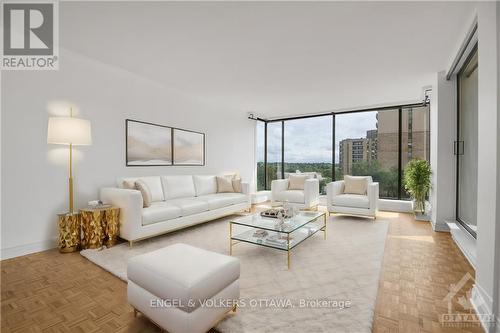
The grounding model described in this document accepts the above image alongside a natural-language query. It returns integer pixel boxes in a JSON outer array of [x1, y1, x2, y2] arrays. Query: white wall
[[474, 4, 499, 330], [496, 4, 500, 330], [429, 71, 456, 232], [432, 3, 500, 330], [1, 48, 255, 259]]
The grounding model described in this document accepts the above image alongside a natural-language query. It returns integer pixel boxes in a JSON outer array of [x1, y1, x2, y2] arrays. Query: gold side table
[[80, 206, 120, 249], [58, 212, 81, 253]]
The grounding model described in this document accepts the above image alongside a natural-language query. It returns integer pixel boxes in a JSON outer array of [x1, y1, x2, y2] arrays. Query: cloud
[[257, 112, 378, 163]]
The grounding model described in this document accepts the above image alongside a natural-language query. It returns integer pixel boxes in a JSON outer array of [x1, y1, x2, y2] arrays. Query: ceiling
[[60, 1, 476, 118]]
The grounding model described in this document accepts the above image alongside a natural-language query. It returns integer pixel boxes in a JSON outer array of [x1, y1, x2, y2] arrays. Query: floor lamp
[[47, 110, 92, 214]]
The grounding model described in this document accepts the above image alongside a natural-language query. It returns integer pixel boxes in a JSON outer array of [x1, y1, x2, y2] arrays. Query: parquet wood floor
[[1, 208, 484, 332]]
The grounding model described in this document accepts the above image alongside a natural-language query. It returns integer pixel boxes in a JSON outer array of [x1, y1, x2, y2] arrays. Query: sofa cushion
[[162, 176, 196, 199], [127, 243, 240, 312], [274, 190, 305, 204], [193, 175, 217, 196], [332, 193, 370, 209], [198, 193, 247, 210], [169, 198, 209, 216], [120, 176, 164, 202], [142, 202, 182, 225]]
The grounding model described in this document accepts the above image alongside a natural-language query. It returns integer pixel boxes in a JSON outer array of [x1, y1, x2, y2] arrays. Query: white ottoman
[[127, 243, 240, 333]]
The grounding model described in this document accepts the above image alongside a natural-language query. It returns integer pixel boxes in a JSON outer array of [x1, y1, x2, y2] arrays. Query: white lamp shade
[[47, 117, 92, 145]]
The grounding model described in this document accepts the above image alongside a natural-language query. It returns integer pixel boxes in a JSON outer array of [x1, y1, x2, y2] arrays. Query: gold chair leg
[[133, 309, 138, 317], [129, 241, 134, 248]]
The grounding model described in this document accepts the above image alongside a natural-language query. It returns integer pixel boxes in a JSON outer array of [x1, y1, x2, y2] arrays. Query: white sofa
[[271, 178, 320, 209], [326, 176, 379, 218], [128, 243, 240, 333], [100, 175, 250, 243]]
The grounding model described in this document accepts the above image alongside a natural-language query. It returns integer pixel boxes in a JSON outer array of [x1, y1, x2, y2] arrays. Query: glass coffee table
[[229, 211, 327, 269]]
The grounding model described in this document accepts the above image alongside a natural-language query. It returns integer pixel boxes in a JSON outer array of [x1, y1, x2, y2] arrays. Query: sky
[[257, 111, 378, 163]]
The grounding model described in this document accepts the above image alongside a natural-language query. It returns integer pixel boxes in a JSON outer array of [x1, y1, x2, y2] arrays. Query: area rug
[[81, 215, 389, 333]]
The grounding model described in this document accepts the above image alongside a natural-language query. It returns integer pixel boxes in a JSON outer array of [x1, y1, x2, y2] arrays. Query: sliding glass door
[[456, 47, 478, 237]]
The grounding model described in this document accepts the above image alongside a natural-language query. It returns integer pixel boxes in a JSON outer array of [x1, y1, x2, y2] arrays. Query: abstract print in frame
[[173, 128, 205, 166], [126, 119, 172, 166]]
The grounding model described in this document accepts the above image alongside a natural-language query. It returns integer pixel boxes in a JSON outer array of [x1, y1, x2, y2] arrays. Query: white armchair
[[271, 178, 320, 209], [326, 176, 379, 218]]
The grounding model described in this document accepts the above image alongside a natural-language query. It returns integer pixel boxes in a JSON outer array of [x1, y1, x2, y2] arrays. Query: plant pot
[[412, 200, 431, 221], [414, 211, 431, 222]]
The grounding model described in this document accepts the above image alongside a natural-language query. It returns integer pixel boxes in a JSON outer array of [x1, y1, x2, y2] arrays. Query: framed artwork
[[126, 119, 172, 166], [173, 128, 205, 166]]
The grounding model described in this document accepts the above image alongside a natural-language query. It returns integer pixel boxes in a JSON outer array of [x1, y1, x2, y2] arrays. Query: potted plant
[[403, 159, 432, 217]]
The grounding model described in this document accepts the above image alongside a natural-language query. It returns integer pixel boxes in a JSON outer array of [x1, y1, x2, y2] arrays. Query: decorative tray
[[260, 208, 293, 219]]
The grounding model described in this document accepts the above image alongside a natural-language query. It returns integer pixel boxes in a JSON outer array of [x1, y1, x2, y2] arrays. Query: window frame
[[256, 101, 430, 200]]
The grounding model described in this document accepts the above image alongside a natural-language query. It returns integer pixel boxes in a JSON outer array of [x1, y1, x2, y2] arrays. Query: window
[[256, 121, 265, 191], [336, 110, 400, 199], [284, 116, 333, 194], [266, 121, 283, 187], [255, 102, 430, 199], [401, 106, 430, 199]]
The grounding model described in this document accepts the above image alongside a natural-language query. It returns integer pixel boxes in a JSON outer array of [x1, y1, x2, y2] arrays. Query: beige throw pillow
[[122, 180, 136, 190], [232, 178, 242, 193], [135, 180, 152, 207], [343, 175, 368, 195], [288, 174, 308, 190], [217, 176, 235, 193]]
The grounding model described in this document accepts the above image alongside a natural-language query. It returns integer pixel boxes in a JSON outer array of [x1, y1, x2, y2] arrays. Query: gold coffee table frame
[[229, 211, 327, 269]]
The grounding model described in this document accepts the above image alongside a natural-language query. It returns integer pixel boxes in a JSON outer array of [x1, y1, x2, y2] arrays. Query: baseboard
[[471, 284, 496, 332], [432, 219, 451, 232], [378, 199, 413, 212], [0, 238, 57, 260]]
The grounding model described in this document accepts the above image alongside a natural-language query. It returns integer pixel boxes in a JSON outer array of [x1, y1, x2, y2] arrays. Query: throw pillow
[[232, 178, 242, 193], [288, 174, 308, 190], [122, 180, 136, 190], [343, 175, 368, 195], [217, 175, 235, 193], [135, 180, 152, 208]]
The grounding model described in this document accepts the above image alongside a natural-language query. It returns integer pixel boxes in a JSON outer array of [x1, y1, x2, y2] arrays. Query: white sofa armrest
[[304, 178, 320, 208], [327, 181, 344, 197], [241, 182, 250, 195], [100, 187, 143, 241], [367, 182, 379, 212], [240, 182, 251, 206], [326, 181, 344, 211], [271, 179, 289, 202]]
